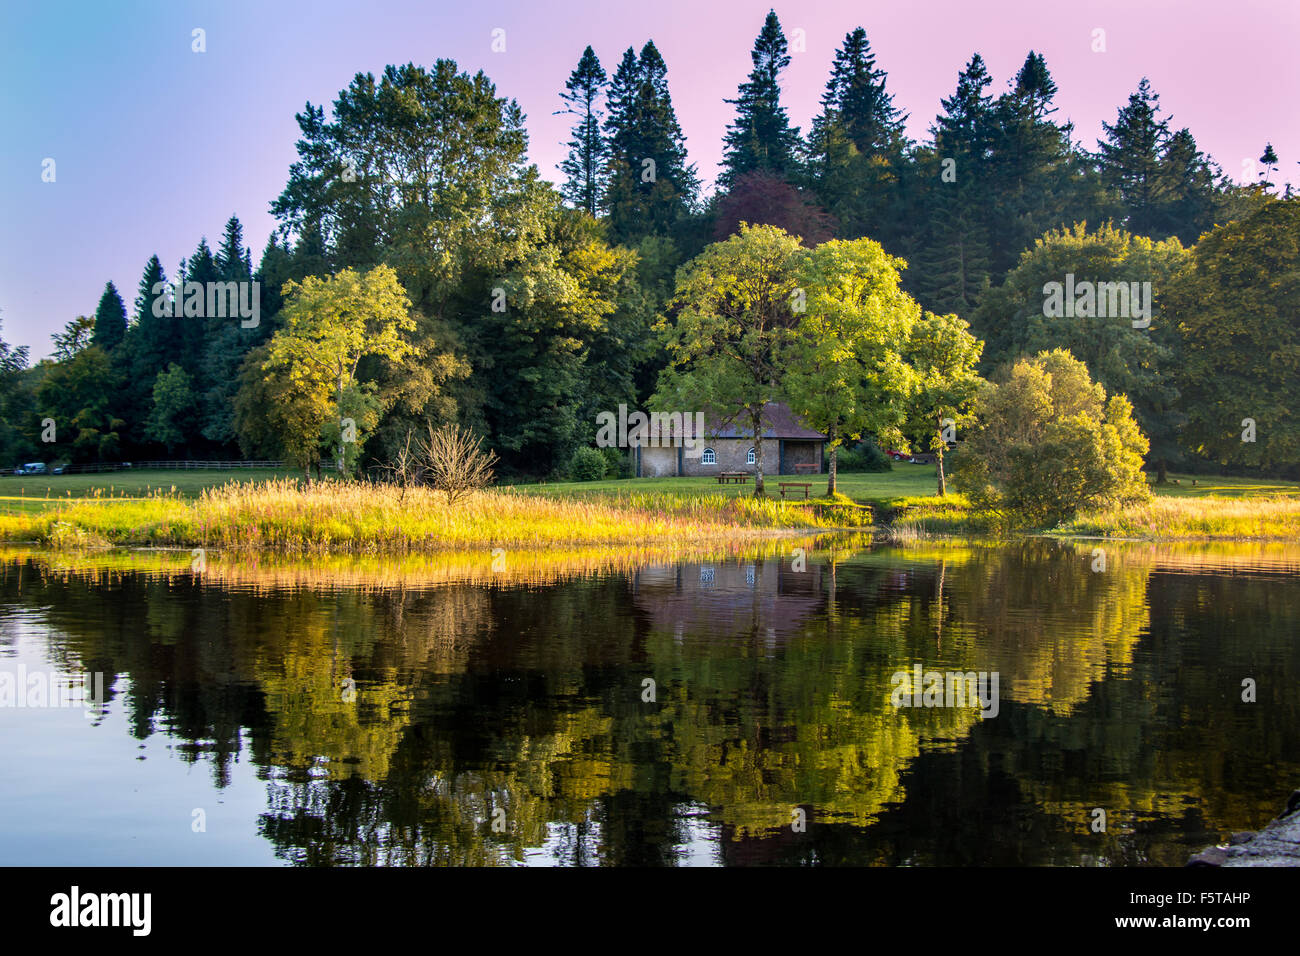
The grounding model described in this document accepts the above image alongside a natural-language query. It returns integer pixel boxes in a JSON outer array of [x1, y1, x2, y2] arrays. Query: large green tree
[[653, 224, 804, 496], [953, 349, 1150, 528], [261, 265, 415, 476], [972, 222, 1188, 479], [1166, 199, 1300, 472], [904, 312, 985, 495], [806, 27, 909, 245], [0, 318, 35, 465], [782, 238, 920, 496], [90, 282, 127, 352]]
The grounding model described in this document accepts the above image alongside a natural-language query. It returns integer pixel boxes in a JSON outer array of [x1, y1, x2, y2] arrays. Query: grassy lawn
[[507, 465, 1300, 506], [0, 468, 295, 515], [1, 463, 1297, 546], [506, 464, 942, 506]]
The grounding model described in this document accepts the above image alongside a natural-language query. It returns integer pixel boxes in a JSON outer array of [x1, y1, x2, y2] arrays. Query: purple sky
[[2, 0, 1296, 358]]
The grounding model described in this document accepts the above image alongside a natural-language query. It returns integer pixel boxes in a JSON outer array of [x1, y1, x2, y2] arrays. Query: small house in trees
[[631, 401, 826, 477]]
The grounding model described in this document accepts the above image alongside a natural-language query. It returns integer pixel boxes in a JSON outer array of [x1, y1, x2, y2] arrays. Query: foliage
[[144, 364, 199, 453], [904, 311, 986, 494], [262, 265, 414, 477], [836, 441, 892, 473], [971, 222, 1188, 475], [712, 171, 835, 244], [783, 237, 920, 494], [654, 223, 805, 496], [567, 445, 608, 482], [719, 10, 802, 188], [558, 46, 609, 216], [1166, 199, 1300, 473], [602, 43, 700, 244], [953, 349, 1151, 528]]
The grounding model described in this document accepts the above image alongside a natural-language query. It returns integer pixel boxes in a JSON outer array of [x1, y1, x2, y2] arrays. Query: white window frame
[[747, 447, 756, 465], [701, 447, 716, 465]]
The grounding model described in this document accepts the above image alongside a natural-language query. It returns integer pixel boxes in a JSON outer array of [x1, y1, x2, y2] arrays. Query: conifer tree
[[603, 42, 698, 243], [806, 27, 909, 242], [1098, 78, 1172, 237], [558, 46, 608, 216], [719, 10, 802, 188], [90, 281, 127, 352]]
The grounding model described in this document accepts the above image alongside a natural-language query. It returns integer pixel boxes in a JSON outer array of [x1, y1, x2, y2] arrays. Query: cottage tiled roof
[[702, 402, 826, 441]]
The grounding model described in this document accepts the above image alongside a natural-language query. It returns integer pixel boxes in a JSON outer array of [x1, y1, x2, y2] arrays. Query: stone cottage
[[631, 401, 826, 477]]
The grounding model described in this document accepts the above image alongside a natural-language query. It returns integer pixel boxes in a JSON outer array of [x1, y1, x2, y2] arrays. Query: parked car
[[51, 465, 66, 475], [15, 462, 47, 475]]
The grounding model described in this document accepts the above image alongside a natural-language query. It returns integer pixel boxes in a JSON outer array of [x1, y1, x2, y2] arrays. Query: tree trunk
[[827, 425, 838, 497], [337, 373, 346, 478], [752, 407, 766, 498], [1156, 458, 1168, 484], [935, 418, 947, 497]]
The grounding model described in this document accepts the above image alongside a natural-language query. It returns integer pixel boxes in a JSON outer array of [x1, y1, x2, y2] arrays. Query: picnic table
[[716, 472, 750, 484], [778, 481, 812, 500], [793, 463, 820, 474]]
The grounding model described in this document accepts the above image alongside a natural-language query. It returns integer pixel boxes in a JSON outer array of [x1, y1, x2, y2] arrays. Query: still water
[[1, 539, 1297, 866]]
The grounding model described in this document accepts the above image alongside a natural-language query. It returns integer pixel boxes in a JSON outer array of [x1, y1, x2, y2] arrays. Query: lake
[[1, 538, 1297, 866]]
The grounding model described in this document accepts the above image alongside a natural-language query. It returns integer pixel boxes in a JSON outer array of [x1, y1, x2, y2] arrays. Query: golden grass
[[0, 479, 839, 553], [1062, 494, 1300, 540]]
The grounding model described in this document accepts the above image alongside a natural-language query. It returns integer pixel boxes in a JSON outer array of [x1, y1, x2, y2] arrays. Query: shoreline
[[2, 477, 1299, 552]]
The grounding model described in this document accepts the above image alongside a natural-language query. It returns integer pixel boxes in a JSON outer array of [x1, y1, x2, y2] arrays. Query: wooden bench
[[716, 472, 750, 484], [778, 481, 812, 500], [793, 463, 819, 474]]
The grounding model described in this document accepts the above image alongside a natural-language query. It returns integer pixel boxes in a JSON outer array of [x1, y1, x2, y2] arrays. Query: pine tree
[[913, 174, 992, 318], [558, 46, 608, 216], [1259, 142, 1279, 190], [203, 216, 256, 449], [217, 214, 252, 280], [1161, 128, 1222, 244], [1098, 78, 1172, 237], [811, 27, 905, 160], [806, 27, 910, 243], [984, 51, 1091, 274], [119, 255, 174, 450], [603, 42, 699, 243], [90, 281, 127, 351], [178, 239, 218, 425], [719, 10, 802, 188], [911, 54, 998, 315], [933, 53, 994, 166]]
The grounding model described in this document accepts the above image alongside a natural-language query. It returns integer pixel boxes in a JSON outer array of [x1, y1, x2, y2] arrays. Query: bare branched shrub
[[415, 423, 498, 505], [381, 429, 419, 500]]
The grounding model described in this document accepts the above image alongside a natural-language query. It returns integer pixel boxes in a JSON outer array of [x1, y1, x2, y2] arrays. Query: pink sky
[[2, 0, 1296, 356]]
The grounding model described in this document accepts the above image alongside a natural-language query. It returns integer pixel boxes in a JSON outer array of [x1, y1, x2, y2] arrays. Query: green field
[[505, 465, 1300, 506], [0, 468, 295, 515], [505, 465, 940, 506], [4, 464, 1296, 518]]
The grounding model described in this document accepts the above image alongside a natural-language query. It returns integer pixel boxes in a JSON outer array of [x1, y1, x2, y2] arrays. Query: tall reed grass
[[0, 479, 839, 553]]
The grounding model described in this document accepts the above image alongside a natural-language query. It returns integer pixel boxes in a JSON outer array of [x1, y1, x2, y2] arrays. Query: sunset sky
[[2, 0, 1296, 356]]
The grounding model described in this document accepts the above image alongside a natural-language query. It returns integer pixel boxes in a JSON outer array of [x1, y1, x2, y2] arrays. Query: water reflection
[[1, 538, 1297, 866]]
